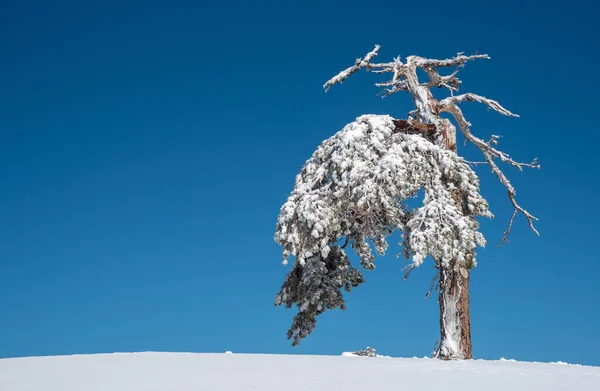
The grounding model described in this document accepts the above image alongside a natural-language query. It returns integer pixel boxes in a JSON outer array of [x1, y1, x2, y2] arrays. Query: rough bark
[[438, 261, 472, 359]]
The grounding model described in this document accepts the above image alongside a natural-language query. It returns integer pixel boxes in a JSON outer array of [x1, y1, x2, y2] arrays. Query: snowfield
[[0, 352, 598, 390]]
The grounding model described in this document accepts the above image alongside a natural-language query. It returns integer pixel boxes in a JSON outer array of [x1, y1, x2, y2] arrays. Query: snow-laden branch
[[444, 104, 539, 243], [275, 115, 492, 344], [323, 45, 381, 92], [275, 114, 491, 267]]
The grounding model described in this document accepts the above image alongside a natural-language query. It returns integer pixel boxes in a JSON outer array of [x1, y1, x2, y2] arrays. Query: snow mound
[[0, 352, 598, 390]]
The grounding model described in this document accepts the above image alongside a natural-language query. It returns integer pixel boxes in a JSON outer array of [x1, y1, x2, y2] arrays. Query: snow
[[0, 352, 598, 390]]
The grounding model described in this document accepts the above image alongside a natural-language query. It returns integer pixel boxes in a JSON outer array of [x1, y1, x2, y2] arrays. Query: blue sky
[[1, 0, 599, 365]]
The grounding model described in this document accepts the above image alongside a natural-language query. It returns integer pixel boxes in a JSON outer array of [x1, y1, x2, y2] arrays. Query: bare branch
[[410, 53, 490, 69], [323, 45, 381, 92], [372, 58, 408, 97], [439, 100, 538, 171], [423, 68, 461, 93], [376, 80, 407, 97], [445, 104, 539, 242], [440, 93, 519, 118], [374, 80, 404, 88], [370, 65, 396, 74], [500, 210, 518, 245], [487, 134, 501, 145]]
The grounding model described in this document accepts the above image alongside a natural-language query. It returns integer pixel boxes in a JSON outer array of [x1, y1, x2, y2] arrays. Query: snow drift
[[0, 352, 598, 390]]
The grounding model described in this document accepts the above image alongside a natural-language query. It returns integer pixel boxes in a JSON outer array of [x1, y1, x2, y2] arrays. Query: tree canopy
[[275, 114, 491, 345]]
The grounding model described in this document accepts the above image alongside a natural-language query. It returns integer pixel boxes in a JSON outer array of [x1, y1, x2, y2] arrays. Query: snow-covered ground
[[0, 352, 598, 390]]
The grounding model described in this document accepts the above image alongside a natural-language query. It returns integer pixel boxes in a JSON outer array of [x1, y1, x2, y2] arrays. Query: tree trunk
[[436, 118, 472, 360], [413, 99, 471, 359], [395, 63, 473, 360], [437, 261, 472, 359]]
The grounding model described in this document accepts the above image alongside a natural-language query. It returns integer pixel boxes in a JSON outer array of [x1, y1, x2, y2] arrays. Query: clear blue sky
[[1, 0, 599, 366]]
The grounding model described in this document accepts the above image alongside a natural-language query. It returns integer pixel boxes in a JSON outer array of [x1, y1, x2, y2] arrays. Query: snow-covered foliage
[[275, 114, 492, 344], [275, 246, 364, 346]]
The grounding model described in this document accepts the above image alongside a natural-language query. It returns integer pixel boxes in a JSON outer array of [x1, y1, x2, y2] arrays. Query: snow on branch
[[323, 45, 381, 92], [275, 114, 491, 268], [410, 53, 490, 69]]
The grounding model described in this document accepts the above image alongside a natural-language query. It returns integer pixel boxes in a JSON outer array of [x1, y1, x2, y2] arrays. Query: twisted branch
[[444, 104, 539, 243], [438, 96, 539, 171], [423, 68, 461, 93], [324, 47, 488, 99], [323, 45, 381, 92], [440, 93, 519, 118]]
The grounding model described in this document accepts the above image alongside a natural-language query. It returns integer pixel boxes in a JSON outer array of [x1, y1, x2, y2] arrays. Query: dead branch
[[323, 45, 381, 92], [409, 53, 490, 69], [445, 104, 539, 242], [438, 101, 539, 171], [487, 135, 501, 145], [440, 93, 519, 118], [323, 47, 490, 100], [423, 68, 461, 92], [376, 80, 408, 97], [464, 160, 489, 166]]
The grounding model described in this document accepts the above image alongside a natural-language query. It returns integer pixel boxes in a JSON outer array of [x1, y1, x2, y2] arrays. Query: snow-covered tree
[[274, 46, 539, 359]]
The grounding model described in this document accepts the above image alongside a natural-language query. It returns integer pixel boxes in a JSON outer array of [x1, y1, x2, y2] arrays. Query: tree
[[274, 46, 539, 359]]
